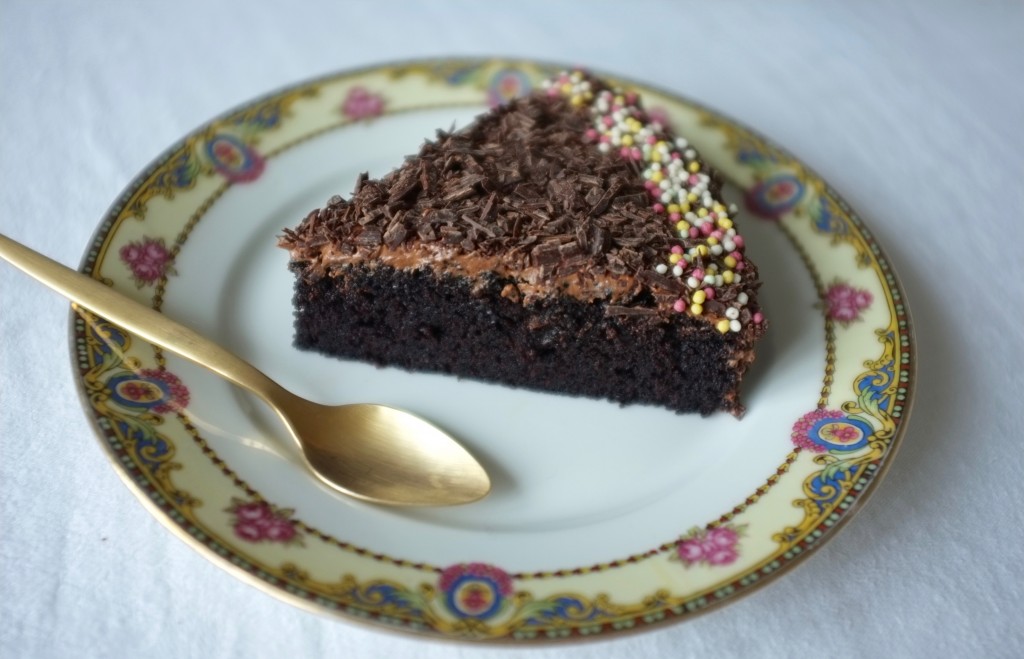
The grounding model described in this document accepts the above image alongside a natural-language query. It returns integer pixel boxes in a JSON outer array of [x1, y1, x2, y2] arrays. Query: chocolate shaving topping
[[279, 84, 753, 315]]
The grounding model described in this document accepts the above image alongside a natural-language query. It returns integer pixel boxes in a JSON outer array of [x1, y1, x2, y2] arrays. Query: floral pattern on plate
[[71, 59, 913, 642]]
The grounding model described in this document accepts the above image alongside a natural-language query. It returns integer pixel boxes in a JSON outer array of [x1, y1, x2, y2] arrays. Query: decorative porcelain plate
[[74, 59, 914, 642]]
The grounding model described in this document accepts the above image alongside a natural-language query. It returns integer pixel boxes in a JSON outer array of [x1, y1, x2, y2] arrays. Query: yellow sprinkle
[[669, 253, 683, 264], [687, 192, 698, 203], [680, 202, 691, 212], [707, 236, 719, 245], [651, 151, 662, 163], [691, 303, 704, 316], [621, 134, 634, 147], [561, 83, 573, 95], [614, 94, 624, 105], [716, 319, 731, 334], [626, 118, 642, 132], [696, 245, 709, 257], [655, 141, 667, 151], [713, 203, 726, 213], [692, 290, 707, 304], [667, 204, 680, 214], [697, 208, 709, 217], [688, 161, 701, 173], [718, 218, 734, 230], [676, 220, 691, 231], [650, 170, 663, 183], [724, 255, 738, 268], [722, 270, 734, 284], [570, 95, 584, 107]]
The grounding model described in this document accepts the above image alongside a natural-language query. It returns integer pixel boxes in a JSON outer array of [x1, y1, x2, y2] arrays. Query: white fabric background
[[2, 2, 1022, 657]]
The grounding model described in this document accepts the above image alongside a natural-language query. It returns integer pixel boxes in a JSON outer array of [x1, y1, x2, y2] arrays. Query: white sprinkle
[[726, 307, 740, 320], [687, 277, 700, 289], [672, 264, 684, 277], [598, 143, 611, 154], [661, 192, 673, 203], [675, 137, 689, 149], [710, 244, 723, 256], [684, 148, 696, 159], [660, 180, 671, 191], [723, 241, 736, 253], [704, 274, 716, 285], [655, 263, 668, 274], [729, 203, 739, 214], [730, 319, 742, 332], [737, 292, 749, 305], [733, 273, 742, 284], [715, 275, 724, 286]]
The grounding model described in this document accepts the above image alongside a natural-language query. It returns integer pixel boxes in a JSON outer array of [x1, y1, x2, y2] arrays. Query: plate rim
[[68, 56, 917, 643]]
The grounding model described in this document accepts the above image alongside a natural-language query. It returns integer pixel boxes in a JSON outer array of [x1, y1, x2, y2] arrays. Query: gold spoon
[[0, 233, 491, 506]]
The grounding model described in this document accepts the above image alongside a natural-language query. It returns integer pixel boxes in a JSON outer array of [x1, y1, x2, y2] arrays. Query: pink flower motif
[[120, 237, 175, 287], [677, 539, 705, 563], [675, 524, 744, 567], [439, 562, 514, 596], [823, 281, 873, 325], [136, 368, 190, 413], [234, 520, 264, 542], [226, 498, 301, 545], [342, 86, 385, 120], [234, 501, 271, 522], [705, 526, 739, 548], [706, 546, 739, 566], [261, 517, 297, 543], [791, 408, 846, 452]]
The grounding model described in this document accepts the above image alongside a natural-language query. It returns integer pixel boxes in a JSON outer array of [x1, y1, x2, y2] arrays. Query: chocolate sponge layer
[[291, 264, 740, 415]]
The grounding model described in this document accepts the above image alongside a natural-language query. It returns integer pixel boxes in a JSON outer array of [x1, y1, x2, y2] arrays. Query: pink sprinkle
[[671, 152, 681, 160], [689, 227, 700, 238], [599, 134, 611, 143], [711, 230, 723, 240], [620, 146, 632, 158], [602, 116, 614, 128], [644, 180, 657, 190], [673, 299, 687, 313], [611, 104, 621, 112], [668, 213, 680, 222], [646, 135, 658, 145], [630, 147, 643, 160], [730, 251, 743, 261], [584, 128, 598, 141], [753, 311, 764, 324], [671, 245, 683, 254], [709, 212, 718, 220], [546, 88, 560, 97], [733, 235, 745, 249], [692, 268, 705, 281], [700, 223, 713, 236], [689, 174, 700, 185], [703, 286, 716, 300], [735, 261, 746, 272], [650, 188, 663, 199], [653, 203, 666, 214], [625, 92, 638, 104]]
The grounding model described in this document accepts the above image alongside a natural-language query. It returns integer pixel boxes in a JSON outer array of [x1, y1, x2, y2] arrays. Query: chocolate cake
[[279, 71, 767, 415]]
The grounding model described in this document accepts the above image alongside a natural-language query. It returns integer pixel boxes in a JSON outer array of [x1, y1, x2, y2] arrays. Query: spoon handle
[[0, 232, 284, 404]]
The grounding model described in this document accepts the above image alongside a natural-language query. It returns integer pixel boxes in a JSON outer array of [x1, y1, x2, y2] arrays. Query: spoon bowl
[[0, 233, 491, 506]]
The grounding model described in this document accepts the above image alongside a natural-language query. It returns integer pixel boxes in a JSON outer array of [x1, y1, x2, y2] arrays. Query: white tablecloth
[[2, 2, 1022, 657]]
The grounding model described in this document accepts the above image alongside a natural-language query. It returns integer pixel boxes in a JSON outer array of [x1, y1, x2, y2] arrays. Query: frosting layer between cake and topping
[[281, 71, 764, 334]]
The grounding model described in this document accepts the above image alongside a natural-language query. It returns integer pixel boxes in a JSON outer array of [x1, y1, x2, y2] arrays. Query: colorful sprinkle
[[547, 71, 764, 332]]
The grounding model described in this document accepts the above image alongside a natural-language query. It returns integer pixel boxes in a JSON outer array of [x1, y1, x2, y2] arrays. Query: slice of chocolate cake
[[279, 71, 766, 415]]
